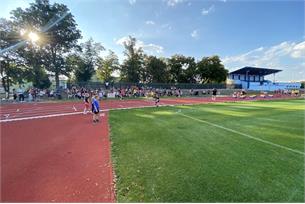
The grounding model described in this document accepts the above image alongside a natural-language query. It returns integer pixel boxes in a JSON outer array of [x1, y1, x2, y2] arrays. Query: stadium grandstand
[[228, 66, 301, 91]]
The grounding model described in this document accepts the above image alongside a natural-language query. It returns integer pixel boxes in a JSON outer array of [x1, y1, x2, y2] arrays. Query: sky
[[1, 0, 304, 81]]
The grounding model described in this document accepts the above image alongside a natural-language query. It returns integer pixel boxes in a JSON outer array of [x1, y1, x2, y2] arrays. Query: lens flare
[[28, 32, 39, 42]]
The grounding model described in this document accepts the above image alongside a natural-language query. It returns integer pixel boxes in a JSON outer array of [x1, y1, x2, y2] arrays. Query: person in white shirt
[[17, 87, 24, 101]]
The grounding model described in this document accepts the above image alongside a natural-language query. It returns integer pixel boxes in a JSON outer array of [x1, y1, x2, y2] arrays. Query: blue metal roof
[[229, 67, 282, 76]]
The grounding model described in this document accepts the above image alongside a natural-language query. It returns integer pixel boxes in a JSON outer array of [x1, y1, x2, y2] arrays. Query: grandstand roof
[[229, 67, 282, 76]]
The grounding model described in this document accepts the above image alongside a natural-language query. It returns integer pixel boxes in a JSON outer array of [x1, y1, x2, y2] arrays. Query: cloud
[[201, 5, 215, 15], [166, 0, 185, 7], [145, 20, 155, 25], [140, 42, 164, 54], [222, 40, 305, 81], [116, 36, 164, 54], [191, 30, 199, 39], [161, 23, 172, 30], [291, 41, 305, 58], [129, 0, 136, 5]]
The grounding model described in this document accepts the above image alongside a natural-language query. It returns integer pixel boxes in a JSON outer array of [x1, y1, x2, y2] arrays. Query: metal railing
[[67, 81, 228, 90]]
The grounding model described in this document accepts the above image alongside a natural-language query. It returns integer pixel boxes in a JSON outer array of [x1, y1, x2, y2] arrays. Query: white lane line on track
[[0, 103, 84, 111], [0, 108, 84, 119], [0, 104, 174, 122], [0, 106, 84, 115], [0, 97, 300, 122], [178, 112, 305, 156]]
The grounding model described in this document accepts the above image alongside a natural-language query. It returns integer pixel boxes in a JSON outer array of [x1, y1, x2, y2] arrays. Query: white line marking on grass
[[178, 113, 305, 156]]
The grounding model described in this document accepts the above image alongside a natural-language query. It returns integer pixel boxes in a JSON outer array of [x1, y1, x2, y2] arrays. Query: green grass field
[[109, 99, 305, 202]]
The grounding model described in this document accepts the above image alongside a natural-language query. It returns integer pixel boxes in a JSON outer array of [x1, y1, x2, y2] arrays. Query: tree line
[[0, 0, 228, 97]]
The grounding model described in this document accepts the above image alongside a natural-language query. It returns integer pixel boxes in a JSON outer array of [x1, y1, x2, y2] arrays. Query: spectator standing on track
[[13, 89, 17, 101], [98, 89, 104, 101], [28, 90, 33, 102], [17, 86, 24, 102], [92, 94, 100, 123], [190, 89, 194, 96], [212, 88, 217, 101], [83, 91, 90, 114]]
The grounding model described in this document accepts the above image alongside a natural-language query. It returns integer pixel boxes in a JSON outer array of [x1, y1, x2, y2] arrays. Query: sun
[[28, 32, 39, 43]]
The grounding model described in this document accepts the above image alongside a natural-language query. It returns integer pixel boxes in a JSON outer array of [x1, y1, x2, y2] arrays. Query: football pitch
[[109, 99, 304, 202]]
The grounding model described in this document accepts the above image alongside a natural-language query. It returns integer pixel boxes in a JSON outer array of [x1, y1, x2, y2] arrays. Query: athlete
[[212, 88, 217, 101], [91, 95, 100, 123], [153, 91, 160, 107]]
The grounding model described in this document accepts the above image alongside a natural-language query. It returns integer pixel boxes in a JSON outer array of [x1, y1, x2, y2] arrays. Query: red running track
[[1, 113, 115, 202]]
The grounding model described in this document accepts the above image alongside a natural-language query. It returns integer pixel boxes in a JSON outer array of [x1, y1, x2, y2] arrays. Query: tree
[[168, 55, 184, 83], [120, 36, 144, 83], [144, 55, 168, 83], [11, 0, 82, 89], [31, 67, 51, 89], [197, 55, 228, 83], [78, 38, 104, 82], [0, 18, 26, 98], [96, 50, 119, 82], [67, 38, 104, 82], [168, 55, 197, 83], [66, 53, 84, 82], [182, 57, 197, 83], [16, 39, 53, 89]]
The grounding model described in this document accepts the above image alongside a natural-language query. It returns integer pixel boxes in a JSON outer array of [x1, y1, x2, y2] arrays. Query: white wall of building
[[228, 74, 301, 91], [247, 82, 301, 91]]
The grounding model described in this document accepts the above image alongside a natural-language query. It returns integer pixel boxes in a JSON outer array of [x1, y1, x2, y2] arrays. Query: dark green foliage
[[168, 55, 197, 83], [144, 55, 168, 83], [120, 36, 144, 83], [11, 0, 82, 89], [96, 50, 119, 82], [197, 55, 228, 83], [0, 18, 25, 97], [31, 68, 51, 89], [67, 38, 104, 82]]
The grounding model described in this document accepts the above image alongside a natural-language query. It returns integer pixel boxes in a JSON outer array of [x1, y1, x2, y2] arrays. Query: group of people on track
[[84, 90, 163, 123], [83, 92, 100, 123]]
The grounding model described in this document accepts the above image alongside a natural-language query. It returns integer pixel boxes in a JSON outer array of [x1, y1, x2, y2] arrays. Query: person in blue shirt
[[91, 94, 100, 123]]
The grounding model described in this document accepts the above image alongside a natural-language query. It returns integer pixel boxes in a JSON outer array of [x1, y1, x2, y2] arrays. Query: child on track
[[212, 88, 217, 101], [83, 91, 90, 114], [153, 91, 160, 107], [92, 94, 100, 123]]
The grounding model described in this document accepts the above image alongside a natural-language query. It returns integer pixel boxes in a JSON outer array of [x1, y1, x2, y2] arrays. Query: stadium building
[[228, 67, 301, 91]]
